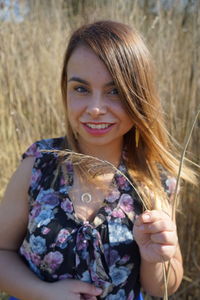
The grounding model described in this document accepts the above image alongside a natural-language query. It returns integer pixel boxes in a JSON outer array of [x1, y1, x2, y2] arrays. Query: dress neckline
[[59, 158, 133, 227]]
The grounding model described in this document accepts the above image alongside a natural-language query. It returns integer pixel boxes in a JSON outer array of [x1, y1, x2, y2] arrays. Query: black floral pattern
[[19, 137, 175, 300]]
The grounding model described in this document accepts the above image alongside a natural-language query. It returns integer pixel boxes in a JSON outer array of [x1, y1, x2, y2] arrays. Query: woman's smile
[[81, 122, 116, 136]]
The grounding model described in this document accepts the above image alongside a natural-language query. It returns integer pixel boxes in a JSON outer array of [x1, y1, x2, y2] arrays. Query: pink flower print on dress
[[119, 194, 133, 213], [56, 229, 70, 244], [30, 252, 41, 266], [25, 143, 42, 158], [116, 175, 130, 191], [61, 198, 73, 213], [42, 227, 51, 235], [43, 251, 64, 273], [111, 208, 125, 218]]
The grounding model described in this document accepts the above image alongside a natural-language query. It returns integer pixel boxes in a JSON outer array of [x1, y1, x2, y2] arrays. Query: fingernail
[[143, 214, 150, 221]]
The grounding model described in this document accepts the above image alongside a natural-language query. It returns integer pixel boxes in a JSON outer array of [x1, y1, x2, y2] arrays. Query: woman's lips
[[81, 122, 115, 135]]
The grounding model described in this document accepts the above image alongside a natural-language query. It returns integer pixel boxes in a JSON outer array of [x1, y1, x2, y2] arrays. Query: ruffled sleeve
[[21, 142, 43, 160], [21, 138, 58, 160], [21, 138, 62, 204], [21, 141, 46, 201]]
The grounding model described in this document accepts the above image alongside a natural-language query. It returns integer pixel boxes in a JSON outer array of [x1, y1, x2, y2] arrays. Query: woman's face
[[66, 46, 133, 151]]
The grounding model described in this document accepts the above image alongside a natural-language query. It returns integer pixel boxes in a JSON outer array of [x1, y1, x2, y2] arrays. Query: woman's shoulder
[[22, 136, 67, 160]]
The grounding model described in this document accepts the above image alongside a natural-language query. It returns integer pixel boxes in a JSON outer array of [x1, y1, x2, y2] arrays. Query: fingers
[[151, 244, 177, 261], [134, 210, 178, 263], [135, 210, 171, 226], [150, 231, 178, 245], [71, 280, 102, 296], [81, 295, 97, 300], [137, 219, 176, 234], [135, 210, 176, 233], [134, 210, 178, 246]]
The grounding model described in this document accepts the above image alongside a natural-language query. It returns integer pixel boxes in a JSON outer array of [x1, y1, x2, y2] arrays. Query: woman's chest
[[68, 187, 108, 223]]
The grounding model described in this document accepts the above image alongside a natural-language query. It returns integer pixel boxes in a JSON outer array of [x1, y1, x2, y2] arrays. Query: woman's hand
[[41, 279, 102, 300], [133, 210, 178, 263]]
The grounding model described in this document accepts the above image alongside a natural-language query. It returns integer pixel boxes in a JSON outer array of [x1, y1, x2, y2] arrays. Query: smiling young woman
[[0, 20, 197, 300], [66, 45, 134, 166]]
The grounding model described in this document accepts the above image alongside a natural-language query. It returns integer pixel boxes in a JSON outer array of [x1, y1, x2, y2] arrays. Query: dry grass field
[[0, 0, 199, 299]]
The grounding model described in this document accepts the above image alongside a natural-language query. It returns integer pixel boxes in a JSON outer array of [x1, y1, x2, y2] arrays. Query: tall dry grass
[[0, 0, 199, 299]]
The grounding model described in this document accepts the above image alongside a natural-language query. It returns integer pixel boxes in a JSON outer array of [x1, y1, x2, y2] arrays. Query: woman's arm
[[140, 245, 183, 296], [0, 157, 102, 300], [0, 157, 46, 300], [0, 250, 48, 300], [133, 210, 183, 297]]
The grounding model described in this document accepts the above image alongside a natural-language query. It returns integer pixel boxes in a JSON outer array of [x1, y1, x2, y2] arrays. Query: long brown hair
[[60, 20, 196, 210]]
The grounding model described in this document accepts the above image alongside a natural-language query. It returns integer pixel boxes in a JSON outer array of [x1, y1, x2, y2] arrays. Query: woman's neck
[[78, 140, 123, 168]]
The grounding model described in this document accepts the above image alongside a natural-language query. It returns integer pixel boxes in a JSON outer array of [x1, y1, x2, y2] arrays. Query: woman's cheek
[[67, 94, 84, 113]]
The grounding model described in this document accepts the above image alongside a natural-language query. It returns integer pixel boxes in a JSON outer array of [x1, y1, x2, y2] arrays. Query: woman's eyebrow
[[68, 77, 89, 85], [68, 76, 115, 87], [104, 81, 115, 87]]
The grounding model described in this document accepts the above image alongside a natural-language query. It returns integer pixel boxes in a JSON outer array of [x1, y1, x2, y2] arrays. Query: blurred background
[[0, 0, 199, 299]]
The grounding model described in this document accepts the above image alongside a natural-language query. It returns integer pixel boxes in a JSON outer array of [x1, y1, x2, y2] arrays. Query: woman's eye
[[74, 86, 88, 93], [109, 88, 119, 95]]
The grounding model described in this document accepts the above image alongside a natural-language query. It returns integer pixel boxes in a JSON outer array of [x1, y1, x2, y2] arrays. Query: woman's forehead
[[67, 46, 113, 84]]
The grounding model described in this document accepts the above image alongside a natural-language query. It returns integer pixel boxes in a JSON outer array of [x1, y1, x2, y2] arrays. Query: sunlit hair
[[61, 20, 196, 210]]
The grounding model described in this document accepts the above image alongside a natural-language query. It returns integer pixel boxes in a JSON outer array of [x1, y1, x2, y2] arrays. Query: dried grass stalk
[[44, 149, 149, 211], [172, 110, 200, 221], [165, 109, 200, 299]]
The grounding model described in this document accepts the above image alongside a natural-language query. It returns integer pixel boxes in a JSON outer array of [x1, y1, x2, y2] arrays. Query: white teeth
[[86, 123, 111, 129]]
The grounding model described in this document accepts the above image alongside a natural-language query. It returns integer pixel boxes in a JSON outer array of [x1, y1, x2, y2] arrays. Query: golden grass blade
[[172, 110, 200, 221], [162, 260, 169, 300], [43, 149, 149, 211], [164, 110, 200, 299], [184, 158, 200, 170]]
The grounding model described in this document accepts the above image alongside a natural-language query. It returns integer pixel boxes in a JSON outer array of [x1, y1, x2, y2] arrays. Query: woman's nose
[[86, 95, 106, 118]]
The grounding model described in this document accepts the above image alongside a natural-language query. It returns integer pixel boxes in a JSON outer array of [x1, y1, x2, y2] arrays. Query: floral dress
[[19, 137, 175, 300]]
